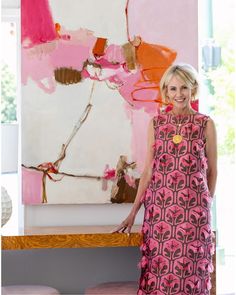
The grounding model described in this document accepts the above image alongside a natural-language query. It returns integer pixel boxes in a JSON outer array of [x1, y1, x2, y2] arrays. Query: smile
[[174, 97, 186, 102]]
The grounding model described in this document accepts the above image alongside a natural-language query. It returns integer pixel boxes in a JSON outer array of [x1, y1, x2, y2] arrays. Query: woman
[[113, 63, 217, 294]]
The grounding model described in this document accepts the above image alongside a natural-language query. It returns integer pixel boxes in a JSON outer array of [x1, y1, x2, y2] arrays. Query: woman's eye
[[170, 87, 176, 91]]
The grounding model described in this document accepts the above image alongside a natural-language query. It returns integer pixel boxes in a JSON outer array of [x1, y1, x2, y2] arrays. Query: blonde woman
[[113, 63, 217, 294]]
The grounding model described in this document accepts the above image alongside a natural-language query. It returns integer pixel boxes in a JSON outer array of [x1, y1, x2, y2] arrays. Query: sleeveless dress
[[138, 113, 214, 295]]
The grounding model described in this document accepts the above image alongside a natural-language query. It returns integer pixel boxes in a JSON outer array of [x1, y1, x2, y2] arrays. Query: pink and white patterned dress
[[138, 113, 214, 295]]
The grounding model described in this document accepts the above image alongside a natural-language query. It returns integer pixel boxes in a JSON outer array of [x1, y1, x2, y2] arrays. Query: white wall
[[25, 202, 144, 227], [1, 0, 20, 8], [1, 124, 19, 173]]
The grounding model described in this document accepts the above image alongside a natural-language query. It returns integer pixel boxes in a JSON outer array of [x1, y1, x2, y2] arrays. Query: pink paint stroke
[[22, 166, 43, 204]]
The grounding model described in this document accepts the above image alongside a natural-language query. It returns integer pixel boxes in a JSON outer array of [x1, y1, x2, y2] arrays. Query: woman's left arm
[[205, 118, 218, 197]]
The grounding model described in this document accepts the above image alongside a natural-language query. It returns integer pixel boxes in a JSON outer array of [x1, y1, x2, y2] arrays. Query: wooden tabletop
[[1, 225, 143, 250]]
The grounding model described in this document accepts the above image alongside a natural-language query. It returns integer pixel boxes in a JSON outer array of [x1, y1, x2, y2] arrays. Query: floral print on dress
[[138, 113, 214, 295]]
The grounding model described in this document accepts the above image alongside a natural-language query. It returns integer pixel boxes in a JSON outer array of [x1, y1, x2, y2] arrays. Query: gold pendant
[[173, 134, 183, 144]]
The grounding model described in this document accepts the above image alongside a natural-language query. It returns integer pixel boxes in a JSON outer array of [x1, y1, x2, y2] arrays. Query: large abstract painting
[[21, 0, 198, 204]]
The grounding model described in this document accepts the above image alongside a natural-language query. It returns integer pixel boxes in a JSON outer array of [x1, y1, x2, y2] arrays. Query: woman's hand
[[111, 212, 136, 235]]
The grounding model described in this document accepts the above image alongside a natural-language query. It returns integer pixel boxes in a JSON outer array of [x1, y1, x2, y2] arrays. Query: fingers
[[121, 228, 126, 233], [123, 225, 132, 237], [111, 222, 132, 234], [120, 222, 129, 233], [127, 225, 132, 234], [110, 224, 124, 233]]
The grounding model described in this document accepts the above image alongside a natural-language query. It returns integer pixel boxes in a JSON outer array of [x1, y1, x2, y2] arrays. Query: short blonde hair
[[160, 63, 200, 103]]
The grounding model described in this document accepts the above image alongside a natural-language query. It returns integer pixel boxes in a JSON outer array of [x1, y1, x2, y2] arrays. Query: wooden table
[[1, 225, 143, 250]]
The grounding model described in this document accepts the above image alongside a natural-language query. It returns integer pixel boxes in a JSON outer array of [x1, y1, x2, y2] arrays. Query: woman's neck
[[170, 106, 196, 115]]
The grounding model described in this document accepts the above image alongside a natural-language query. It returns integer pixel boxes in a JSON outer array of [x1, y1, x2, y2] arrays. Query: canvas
[[21, 0, 198, 204]]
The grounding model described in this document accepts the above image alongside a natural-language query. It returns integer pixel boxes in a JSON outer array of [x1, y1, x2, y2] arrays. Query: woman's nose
[[176, 88, 182, 96]]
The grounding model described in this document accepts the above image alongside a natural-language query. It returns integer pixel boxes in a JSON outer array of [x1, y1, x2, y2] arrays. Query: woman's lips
[[174, 97, 186, 102]]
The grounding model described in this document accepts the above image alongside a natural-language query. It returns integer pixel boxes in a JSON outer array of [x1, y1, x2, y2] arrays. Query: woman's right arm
[[112, 118, 155, 234]]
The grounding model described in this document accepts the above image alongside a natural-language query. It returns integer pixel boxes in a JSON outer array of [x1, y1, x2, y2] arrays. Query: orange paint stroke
[[130, 42, 177, 107], [125, 1, 177, 109]]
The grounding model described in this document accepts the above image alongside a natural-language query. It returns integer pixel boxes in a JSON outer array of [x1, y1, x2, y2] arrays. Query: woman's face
[[166, 75, 193, 110]]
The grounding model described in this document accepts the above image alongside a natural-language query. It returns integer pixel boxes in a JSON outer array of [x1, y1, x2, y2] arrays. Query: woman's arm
[[112, 118, 155, 234], [205, 118, 218, 197]]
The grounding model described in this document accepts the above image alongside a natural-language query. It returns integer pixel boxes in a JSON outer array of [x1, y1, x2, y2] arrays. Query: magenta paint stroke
[[21, 0, 57, 47]]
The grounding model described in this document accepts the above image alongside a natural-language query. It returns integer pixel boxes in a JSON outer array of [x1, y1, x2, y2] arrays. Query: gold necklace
[[172, 119, 183, 144], [170, 110, 196, 144], [171, 114, 184, 144]]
